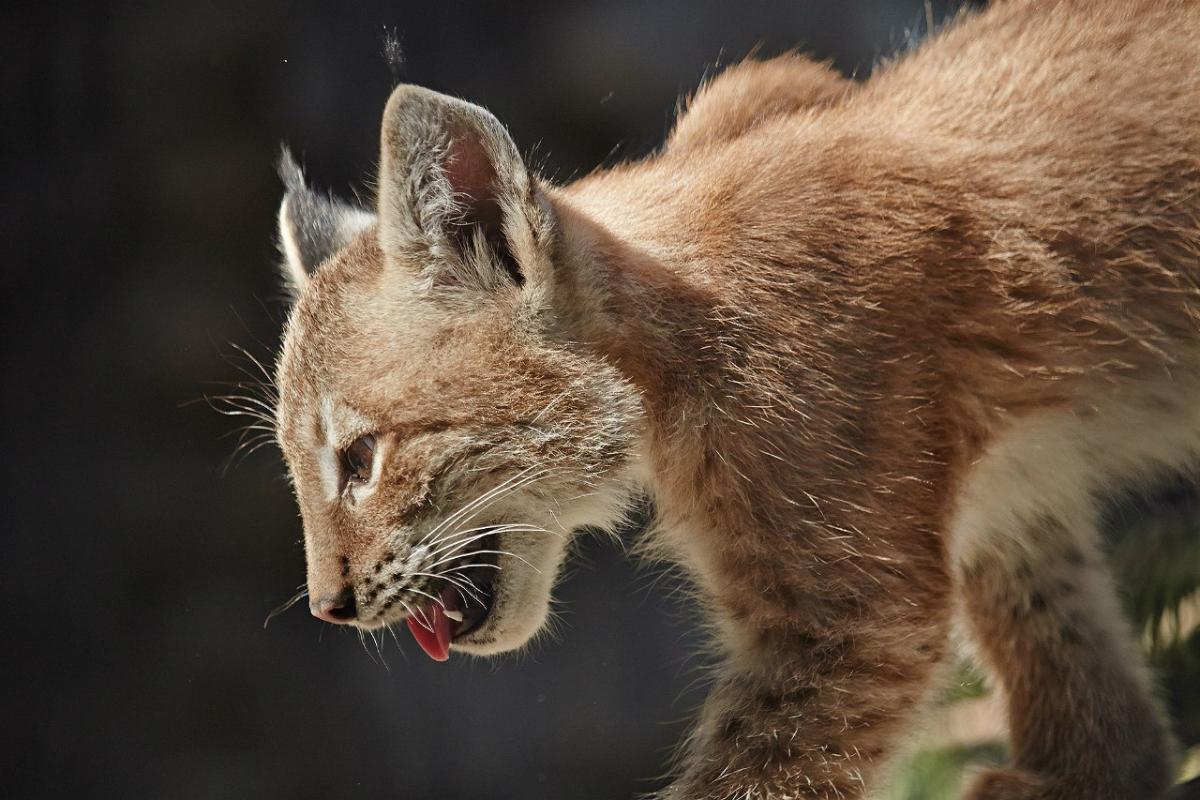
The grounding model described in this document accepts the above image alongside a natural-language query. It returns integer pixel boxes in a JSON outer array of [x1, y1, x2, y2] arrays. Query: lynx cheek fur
[[268, 1, 1198, 798]]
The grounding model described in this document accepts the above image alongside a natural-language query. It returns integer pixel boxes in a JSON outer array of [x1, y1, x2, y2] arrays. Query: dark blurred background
[[5, 2, 1195, 799]]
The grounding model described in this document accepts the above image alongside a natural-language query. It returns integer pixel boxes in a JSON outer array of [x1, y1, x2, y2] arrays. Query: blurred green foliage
[[888, 743, 1006, 800], [1109, 479, 1200, 747]]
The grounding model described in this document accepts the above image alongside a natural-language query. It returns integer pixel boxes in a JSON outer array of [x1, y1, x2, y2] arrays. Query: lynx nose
[[311, 589, 357, 624]]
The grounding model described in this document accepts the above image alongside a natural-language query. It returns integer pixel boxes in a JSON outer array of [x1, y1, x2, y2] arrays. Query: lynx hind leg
[[951, 414, 1180, 799], [958, 515, 1172, 799], [667, 53, 853, 152]]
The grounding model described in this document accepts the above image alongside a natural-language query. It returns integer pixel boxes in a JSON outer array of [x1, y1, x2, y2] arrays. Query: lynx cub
[[268, 1, 1198, 797]]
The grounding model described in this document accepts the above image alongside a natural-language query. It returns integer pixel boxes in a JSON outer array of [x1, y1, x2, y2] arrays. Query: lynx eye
[[341, 434, 376, 485]]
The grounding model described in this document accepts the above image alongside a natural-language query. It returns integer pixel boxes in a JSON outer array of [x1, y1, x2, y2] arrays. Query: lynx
[[268, 1, 1199, 797]]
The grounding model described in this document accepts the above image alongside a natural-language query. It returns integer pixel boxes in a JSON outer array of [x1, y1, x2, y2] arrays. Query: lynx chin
[[264, 1, 1198, 797]]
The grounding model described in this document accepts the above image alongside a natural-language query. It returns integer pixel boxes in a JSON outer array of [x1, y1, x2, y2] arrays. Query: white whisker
[[408, 604, 434, 633], [406, 586, 447, 611], [263, 586, 309, 628], [407, 571, 487, 606], [423, 524, 556, 565], [433, 549, 539, 573], [417, 466, 543, 546], [418, 467, 550, 550]]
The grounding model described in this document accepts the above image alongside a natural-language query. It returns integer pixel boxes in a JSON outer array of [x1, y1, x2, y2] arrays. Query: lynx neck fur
[[268, 1, 1199, 797]]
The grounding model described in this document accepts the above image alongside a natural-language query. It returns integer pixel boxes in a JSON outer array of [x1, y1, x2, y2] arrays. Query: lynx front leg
[[662, 596, 952, 799], [958, 511, 1174, 800]]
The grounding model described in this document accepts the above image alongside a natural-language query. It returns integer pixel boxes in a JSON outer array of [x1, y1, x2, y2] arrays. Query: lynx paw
[[963, 768, 1053, 800]]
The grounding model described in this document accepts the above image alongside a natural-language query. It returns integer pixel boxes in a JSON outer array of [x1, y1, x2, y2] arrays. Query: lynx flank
[[268, 2, 1199, 798]]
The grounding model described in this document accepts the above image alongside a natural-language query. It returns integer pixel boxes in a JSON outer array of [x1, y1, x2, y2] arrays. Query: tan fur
[[269, 1, 1200, 797], [668, 53, 854, 153]]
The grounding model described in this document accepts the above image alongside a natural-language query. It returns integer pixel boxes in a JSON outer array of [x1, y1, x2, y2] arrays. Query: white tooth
[[443, 609, 464, 622]]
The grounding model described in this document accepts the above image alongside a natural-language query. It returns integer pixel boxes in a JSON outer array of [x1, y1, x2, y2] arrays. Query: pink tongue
[[406, 604, 453, 662]]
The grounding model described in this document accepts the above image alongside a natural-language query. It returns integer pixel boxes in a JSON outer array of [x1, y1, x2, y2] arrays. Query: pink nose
[[310, 589, 357, 624]]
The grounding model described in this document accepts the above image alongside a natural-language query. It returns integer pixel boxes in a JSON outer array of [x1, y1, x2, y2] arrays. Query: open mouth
[[405, 533, 498, 661]]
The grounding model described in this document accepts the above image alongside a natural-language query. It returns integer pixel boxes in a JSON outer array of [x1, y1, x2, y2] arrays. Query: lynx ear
[[276, 148, 376, 295], [376, 85, 548, 291]]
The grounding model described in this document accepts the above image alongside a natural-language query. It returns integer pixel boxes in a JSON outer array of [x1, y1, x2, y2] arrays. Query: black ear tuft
[[276, 147, 376, 295], [381, 27, 405, 85]]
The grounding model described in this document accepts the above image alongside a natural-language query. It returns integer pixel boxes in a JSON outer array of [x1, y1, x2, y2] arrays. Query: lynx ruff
[[268, 2, 1199, 798]]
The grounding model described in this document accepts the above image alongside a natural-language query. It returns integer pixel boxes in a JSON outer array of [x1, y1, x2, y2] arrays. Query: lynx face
[[273, 86, 643, 659]]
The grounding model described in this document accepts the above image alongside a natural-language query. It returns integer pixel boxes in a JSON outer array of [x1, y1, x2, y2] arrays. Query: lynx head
[[272, 86, 644, 659]]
